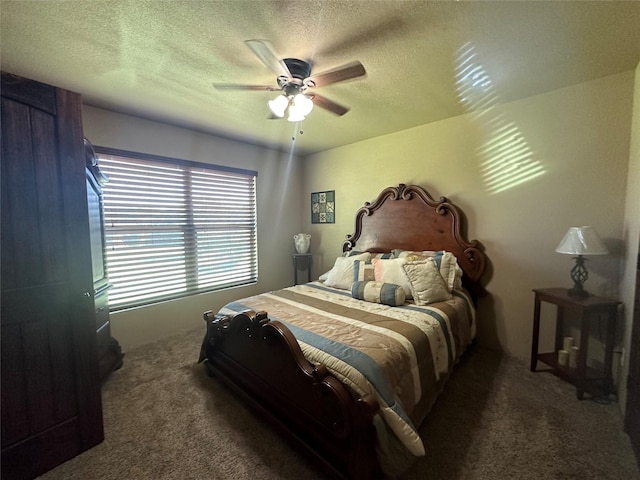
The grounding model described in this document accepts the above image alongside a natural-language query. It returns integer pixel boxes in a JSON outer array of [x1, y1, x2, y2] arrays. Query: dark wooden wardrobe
[[85, 139, 124, 380], [1, 72, 104, 479]]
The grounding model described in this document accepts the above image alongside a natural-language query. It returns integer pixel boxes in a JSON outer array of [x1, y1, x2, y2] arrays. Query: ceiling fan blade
[[212, 83, 279, 91], [307, 61, 366, 88], [245, 39, 291, 78], [310, 94, 350, 116]]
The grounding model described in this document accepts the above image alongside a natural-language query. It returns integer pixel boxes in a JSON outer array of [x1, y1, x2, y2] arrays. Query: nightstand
[[293, 253, 312, 285], [530, 288, 620, 400]]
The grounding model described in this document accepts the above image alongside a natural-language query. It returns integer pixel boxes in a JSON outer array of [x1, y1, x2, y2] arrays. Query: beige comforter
[[218, 281, 475, 459]]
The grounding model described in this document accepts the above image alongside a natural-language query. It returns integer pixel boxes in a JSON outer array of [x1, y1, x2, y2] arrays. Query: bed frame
[[200, 184, 487, 479]]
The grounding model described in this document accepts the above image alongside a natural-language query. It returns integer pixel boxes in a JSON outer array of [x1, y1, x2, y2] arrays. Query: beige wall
[[302, 72, 634, 369], [82, 69, 637, 410], [618, 62, 640, 414], [82, 106, 303, 348]]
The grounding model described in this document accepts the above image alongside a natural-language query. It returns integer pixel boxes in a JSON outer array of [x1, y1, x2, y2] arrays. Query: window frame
[[94, 146, 258, 311]]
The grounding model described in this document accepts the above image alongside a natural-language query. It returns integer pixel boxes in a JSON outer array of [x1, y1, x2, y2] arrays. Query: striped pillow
[[344, 251, 394, 259], [370, 252, 394, 260], [324, 253, 371, 290], [353, 260, 375, 282], [351, 281, 406, 307]]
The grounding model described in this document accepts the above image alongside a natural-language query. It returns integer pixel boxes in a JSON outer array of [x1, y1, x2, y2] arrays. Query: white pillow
[[371, 257, 413, 299], [402, 259, 452, 305], [324, 253, 371, 289]]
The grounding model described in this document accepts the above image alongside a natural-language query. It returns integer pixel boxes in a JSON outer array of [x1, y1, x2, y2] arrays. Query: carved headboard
[[343, 184, 487, 294]]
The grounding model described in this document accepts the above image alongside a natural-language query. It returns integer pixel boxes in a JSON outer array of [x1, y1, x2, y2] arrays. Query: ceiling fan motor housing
[[283, 58, 312, 81], [278, 58, 314, 95]]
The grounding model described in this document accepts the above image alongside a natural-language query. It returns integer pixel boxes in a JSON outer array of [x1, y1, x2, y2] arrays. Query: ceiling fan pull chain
[[291, 121, 304, 142]]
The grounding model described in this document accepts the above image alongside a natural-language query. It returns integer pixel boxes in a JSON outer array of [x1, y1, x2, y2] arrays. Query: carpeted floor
[[38, 326, 640, 480]]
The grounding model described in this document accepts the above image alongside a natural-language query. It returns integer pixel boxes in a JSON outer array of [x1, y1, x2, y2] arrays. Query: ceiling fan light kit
[[213, 39, 366, 121], [289, 94, 314, 121], [269, 92, 314, 122], [268, 94, 289, 118]]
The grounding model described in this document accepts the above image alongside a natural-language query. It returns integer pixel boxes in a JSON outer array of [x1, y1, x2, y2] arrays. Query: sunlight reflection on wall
[[455, 42, 545, 194]]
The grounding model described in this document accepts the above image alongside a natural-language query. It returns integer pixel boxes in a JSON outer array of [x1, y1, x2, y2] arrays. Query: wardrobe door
[[1, 72, 103, 480]]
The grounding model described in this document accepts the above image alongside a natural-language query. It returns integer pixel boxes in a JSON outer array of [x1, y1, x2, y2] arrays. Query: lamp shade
[[555, 226, 609, 255]]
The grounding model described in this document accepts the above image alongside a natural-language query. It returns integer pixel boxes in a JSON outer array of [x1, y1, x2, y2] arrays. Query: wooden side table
[[530, 288, 620, 400], [293, 253, 312, 285]]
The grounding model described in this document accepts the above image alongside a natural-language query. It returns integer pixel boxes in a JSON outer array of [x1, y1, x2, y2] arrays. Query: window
[[95, 148, 257, 311]]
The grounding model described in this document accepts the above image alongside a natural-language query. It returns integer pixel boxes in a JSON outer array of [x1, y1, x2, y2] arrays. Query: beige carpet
[[38, 326, 640, 480]]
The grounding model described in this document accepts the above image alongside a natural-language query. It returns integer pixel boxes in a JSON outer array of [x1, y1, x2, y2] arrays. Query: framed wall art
[[311, 190, 335, 224]]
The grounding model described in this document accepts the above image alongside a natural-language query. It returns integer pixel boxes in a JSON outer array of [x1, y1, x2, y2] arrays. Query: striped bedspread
[[218, 281, 475, 458]]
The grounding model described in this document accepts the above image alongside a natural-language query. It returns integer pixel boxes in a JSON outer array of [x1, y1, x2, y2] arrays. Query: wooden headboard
[[343, 184, 487, 294]]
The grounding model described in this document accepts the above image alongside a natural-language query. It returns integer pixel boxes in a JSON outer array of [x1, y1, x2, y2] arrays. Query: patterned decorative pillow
[[324, 253, 371, 289], [402, 259, 452, 305], [392, 249, 462, 292], [353, 260, 375, 282], [351, 281, 406, 307], [371, 257, 413, 299]]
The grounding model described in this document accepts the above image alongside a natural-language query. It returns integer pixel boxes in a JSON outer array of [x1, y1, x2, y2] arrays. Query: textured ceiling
[[2, 1, 640, 156]]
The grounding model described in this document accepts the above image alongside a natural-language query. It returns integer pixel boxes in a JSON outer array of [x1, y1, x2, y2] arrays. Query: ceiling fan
[[213, 39, 366, 121]]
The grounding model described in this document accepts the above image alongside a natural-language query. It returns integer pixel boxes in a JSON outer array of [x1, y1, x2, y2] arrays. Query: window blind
[[96, 150, 257, 311]]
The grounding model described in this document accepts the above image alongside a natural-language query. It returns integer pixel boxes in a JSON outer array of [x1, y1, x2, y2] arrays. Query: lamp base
[[567, 284, 590, 297], [567, 255, 590, 297]]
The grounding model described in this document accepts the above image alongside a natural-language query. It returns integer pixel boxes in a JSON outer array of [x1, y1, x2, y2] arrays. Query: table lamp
[[555, 226, 608, 297]]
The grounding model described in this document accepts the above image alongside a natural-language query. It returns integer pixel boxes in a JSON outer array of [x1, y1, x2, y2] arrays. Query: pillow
[[402, 259, 452, 305], [370, 252, 394, 260], [345, 250, 393, 259], [323, 253, 371, 289], [371, 258, 413, 299], [433, 251, 463, 291], [351, 281, 406, 307], [392, 248, 433, 259], [393, 249, 462, 292], [353, 260, 375, 282]]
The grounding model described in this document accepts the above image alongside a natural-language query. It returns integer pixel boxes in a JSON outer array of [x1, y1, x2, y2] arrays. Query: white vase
[[294, 233, 311, 254]]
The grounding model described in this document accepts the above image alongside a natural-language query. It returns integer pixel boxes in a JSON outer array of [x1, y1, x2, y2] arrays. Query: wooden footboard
[[200, 309, 382, 480]]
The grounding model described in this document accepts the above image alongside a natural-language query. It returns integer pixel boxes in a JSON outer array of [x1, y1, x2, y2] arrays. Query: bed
[[199, 183, 487, 479]]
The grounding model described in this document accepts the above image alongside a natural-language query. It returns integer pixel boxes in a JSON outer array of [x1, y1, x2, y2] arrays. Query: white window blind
[[96, 149, 257, 311]]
